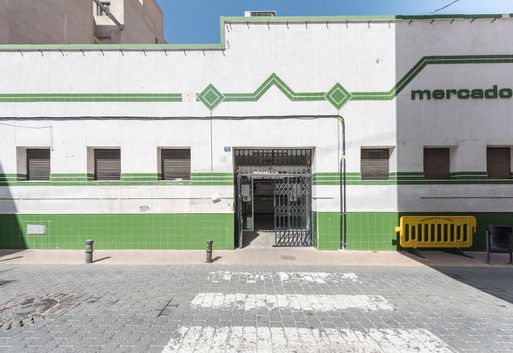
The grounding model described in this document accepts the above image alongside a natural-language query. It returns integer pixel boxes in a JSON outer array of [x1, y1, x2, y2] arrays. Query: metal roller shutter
[[95, 149, 121, 180], [487, 147, 511, 179], [161, 149, 191, 180], [424, 148, 450, 179], [361, 148, 389, 180], [27, 149, 50, 181]]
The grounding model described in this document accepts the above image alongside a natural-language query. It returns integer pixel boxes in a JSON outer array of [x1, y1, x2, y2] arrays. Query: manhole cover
[[0, 292, 75, 331]]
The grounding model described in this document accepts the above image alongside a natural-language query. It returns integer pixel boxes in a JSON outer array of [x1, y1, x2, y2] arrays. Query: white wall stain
[[190, 293, 393, 312], [162, 326, 454, 353]]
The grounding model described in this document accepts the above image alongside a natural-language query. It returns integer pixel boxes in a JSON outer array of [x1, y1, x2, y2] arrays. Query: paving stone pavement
[[0, 264, 512, 352]]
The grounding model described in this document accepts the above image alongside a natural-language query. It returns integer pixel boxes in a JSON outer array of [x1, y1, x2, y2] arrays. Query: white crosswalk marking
[[207, 271, 360, 284], [190, 293, 393, 311], [162, 327, 454, 353], [164, 271, 453, 353], [241, 326, 257, 352], [209, 327, 229, 353], [225, 326, 243, 352]]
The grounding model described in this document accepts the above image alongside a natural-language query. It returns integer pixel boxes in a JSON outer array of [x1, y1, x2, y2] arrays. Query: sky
[[156, 0, 513, 44]]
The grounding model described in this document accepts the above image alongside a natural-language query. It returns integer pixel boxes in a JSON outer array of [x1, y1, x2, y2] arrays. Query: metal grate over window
[[234, 149, 312, 174], [161, 149, 191, 180], [94, 149, 120, 180], [96, 2, 111, 16], [27, 149, 50, 181], [361, 148, 390, 180], [424, 148, 450, 179], [487, 147, 511, 179]]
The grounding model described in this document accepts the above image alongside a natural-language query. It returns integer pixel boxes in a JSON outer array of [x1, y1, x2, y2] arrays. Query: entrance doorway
[[240, 177, 276, 248], [234, 149, 313, 248]]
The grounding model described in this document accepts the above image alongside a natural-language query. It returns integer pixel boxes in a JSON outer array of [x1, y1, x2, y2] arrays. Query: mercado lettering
[[411, 85, 513, 100]]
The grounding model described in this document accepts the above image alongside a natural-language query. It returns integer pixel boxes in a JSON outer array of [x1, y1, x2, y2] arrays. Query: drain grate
[[0, 292, 75, 331], [280, 255, 296, 261]]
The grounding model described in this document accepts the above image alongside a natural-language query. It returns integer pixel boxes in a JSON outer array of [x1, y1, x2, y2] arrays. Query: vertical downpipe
[[338, 116, 347, 249], [209, 112, 214, 172]]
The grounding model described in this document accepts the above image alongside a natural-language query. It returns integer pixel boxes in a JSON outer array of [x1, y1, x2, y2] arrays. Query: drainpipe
[[336, 115, 347, 249]]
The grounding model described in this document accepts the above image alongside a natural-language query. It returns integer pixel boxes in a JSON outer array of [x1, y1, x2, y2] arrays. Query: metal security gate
[[234, 148, 313, 248], [274, 175, 312, 246]]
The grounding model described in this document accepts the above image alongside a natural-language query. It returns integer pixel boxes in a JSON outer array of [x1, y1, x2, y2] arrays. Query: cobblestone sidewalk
[[0, 264, 512, 352]]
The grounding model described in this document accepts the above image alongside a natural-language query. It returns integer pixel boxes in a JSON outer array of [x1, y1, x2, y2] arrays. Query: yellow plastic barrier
[[395, 216, 476, 248]]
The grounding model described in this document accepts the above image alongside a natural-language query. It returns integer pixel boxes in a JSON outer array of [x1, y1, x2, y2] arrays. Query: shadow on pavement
[[93, 256, 112, 263], [399, 250, 513, 305], [435, 266, 513, 305], [0, 256, 23, 262]]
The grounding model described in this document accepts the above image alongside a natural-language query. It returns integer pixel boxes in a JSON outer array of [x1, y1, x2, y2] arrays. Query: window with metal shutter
[[26, 149, 50, 181], [424, 148, 450, 179], [487, 147, 511, 179], [94, 149, 120, 180], [361, 148, 390, 180], [161, 149, 191, 180]]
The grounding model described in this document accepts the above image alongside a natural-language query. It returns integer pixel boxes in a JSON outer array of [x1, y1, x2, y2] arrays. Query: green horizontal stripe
[[191, 173, 233, 176], [313, 171, 512, 185], [0, 93, 182, 103], [0, 173, 235, 185]]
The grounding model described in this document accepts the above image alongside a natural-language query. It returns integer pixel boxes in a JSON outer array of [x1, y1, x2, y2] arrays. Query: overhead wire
[[429, 0, 461, 14]]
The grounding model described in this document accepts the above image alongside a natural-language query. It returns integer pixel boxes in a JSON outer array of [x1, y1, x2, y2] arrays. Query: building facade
[[94, 0, 165, 44], [0, 0, 165, 44], [0, 0, 94, 44], [0, 15, 512, 251]]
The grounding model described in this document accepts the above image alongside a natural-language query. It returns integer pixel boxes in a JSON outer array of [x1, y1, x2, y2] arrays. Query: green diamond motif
[[197, 84, 225, 110], [324, 83, 352, 109]]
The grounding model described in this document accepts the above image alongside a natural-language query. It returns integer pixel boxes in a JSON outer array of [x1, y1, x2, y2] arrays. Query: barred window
[[96, 2, 110, 16], [361, 148, 390, 180]]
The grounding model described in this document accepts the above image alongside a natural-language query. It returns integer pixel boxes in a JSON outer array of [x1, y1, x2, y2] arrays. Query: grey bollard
[[85, 239, 94, 264], [206, 240, 213, 263]]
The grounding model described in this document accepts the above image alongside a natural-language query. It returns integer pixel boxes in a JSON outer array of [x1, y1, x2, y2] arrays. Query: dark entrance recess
[[234, 149, 313, 248]]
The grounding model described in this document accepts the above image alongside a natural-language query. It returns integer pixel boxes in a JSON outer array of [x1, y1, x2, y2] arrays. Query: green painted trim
[[0, 93, 182, 103], [313, 172, 513, 185], [192, 172, 233, 176], [0, 173, 25, 181], [197, 54, 513, 110], [0, 173, 234, 186], [0, 14, 507, 51], [121, 173, 160, 182]]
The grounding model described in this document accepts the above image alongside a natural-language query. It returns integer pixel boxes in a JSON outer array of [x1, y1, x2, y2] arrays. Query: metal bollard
[[206, 240, 213, 263], [85, 239, 94, 264]]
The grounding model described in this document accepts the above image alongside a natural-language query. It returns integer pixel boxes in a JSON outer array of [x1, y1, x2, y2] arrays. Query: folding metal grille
[[234, 149, 312, 174], [273, 175, 312, 246]]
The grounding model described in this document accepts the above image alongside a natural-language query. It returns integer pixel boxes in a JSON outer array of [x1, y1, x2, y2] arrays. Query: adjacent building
[[0, 0, 165, 44], [0, 14, 512, 251]]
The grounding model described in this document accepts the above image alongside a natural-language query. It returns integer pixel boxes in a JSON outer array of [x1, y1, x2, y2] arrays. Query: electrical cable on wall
[[0, 122, 54, 150]]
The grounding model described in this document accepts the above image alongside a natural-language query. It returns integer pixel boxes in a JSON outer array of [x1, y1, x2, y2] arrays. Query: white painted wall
[[0, 17, 512, 214], [0, 185, 233, 214]]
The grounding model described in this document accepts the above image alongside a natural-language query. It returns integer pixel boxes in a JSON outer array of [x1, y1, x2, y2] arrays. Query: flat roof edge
[[0, 14, 509, 52]]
